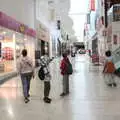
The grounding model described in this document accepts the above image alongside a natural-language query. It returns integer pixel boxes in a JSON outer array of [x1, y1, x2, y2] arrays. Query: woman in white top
[[18, 49, 34, 103]]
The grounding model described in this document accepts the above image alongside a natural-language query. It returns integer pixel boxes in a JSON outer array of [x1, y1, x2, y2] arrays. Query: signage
[[0, 11, 36, 38], [19, 24, 25, 33], [90, 0, 95, 11]]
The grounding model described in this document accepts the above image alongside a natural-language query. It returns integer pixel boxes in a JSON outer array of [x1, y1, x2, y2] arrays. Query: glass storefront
[[0, 26, 35, 75]]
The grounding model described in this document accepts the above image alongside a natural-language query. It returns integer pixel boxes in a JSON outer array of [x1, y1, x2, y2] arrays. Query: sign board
[[90, 0, 95, 11]]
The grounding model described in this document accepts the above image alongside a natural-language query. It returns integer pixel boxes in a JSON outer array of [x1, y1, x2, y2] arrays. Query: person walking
[[60, 53, 71, 96], [103, 50, 116, 87], [18, 49, 34, 103]]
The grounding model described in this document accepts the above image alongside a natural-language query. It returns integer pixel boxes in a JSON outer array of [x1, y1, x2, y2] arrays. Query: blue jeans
[[21, 72, 33, 98]]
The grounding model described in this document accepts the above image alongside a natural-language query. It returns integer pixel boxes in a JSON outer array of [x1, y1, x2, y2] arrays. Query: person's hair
[[22, 49, 27, 57], [62, 53, 67, 58], [105, 50, 111, 57]]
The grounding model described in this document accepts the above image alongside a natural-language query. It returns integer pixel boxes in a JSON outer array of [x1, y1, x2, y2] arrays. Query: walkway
[[0, 55, 120, 120]]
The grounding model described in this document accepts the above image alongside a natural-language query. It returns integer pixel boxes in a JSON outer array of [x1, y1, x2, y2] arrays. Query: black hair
[[62, 53, 67, 58], [105, 50, 111, 57], [22, 49, 27, 57]]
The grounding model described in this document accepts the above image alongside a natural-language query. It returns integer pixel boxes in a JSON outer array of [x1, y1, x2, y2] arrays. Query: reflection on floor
[[0, 61, 14, 76], [0, 55, 120, 120]]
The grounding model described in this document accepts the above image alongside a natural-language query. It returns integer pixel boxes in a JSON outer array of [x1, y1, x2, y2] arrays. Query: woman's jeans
[[20, 72, 33, 98]]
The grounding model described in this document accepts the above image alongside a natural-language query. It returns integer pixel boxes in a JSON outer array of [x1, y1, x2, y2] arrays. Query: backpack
[[105, 61, 116, 73], [66, 62, 73, 75], [38, 67, 45, 80]]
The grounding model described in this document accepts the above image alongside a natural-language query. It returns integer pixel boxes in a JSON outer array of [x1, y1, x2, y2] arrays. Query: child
[[40, 55, 52, 103], [60, 53, 71, 96], [103, 50, 116, 87]]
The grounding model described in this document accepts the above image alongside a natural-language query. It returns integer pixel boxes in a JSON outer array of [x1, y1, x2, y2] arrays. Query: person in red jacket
[[60, 53, 70, 96]]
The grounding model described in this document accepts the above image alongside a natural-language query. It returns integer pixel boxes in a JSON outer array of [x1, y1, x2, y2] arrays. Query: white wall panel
[[0, 0, 35, 28]]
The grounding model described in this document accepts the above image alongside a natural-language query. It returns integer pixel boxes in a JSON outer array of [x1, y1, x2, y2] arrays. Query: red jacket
[[60, 57, 69, 75]]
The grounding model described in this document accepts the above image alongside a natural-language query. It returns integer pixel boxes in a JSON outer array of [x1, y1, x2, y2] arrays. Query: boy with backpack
[[39, 55, 52, 103], [103, 50, 117, 87], [60, 53, 73, 96]]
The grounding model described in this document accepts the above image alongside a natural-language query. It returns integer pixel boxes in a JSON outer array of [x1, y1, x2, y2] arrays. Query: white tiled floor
[[0, 55, 120, 120]]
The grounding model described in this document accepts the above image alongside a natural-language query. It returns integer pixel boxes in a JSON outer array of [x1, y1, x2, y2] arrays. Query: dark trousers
[[44, 81, 50, 98], [21, 72, 32, 98]]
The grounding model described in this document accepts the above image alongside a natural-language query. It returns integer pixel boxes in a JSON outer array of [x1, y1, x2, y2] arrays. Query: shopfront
[[36, 21, 50, 56], [0, 11, 36, 75]]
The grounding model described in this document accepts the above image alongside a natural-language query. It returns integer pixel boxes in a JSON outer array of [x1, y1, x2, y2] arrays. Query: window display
[[0, 26, 35, 75]]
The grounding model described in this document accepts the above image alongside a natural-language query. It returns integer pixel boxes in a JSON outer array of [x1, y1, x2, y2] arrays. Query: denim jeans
[[21, 72, 33, 98]]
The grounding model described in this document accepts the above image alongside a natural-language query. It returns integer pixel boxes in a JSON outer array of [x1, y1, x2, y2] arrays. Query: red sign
[[90, 0, 95, 11]]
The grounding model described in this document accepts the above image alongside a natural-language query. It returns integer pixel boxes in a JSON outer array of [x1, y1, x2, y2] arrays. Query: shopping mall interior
[[1, 0, 120, 120]]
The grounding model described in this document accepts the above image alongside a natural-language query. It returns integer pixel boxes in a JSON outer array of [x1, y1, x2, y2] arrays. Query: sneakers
[[43, 97, 52, 103], [60, 93, 66, 96], [24, 98, 30, 103], [60, 91, 70, 96], [107, 83, 117, 87]]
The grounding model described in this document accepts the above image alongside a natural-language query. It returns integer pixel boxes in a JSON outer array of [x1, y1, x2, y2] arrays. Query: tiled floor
[[0, 55, 120, 120]]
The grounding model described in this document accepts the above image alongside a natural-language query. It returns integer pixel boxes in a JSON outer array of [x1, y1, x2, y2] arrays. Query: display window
[[0, 26, 35, 75]]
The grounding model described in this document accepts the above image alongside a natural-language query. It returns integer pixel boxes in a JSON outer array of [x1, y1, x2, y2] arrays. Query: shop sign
[[0, 11, 36, 38], [90, 0, 95, 11], [19, 24, 25, 33]]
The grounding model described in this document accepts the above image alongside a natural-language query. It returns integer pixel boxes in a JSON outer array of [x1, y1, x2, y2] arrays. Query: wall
[[0, 0, 35, 28], [36, 0, 49, 28]]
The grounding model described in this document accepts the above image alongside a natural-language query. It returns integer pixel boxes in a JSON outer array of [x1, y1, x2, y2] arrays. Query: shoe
[[28, 94, 30, 98], [113, 83, 117, 87], [108, 84, 112, 87], [43, 97, 51, 103], [24, 98, 30, 103], [43, 97, 52, 102], [66, 91, 70, 94], [60, 93, 66, 96], [46, 97, 52, 101]]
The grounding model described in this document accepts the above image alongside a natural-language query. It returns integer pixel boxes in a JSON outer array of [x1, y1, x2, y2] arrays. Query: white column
[[13, 34, 16, 71], [49, 35, 52, 58]]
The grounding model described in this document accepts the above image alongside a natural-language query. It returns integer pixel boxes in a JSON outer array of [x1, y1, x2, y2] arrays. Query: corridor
[[0, 55, 120, 120]]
